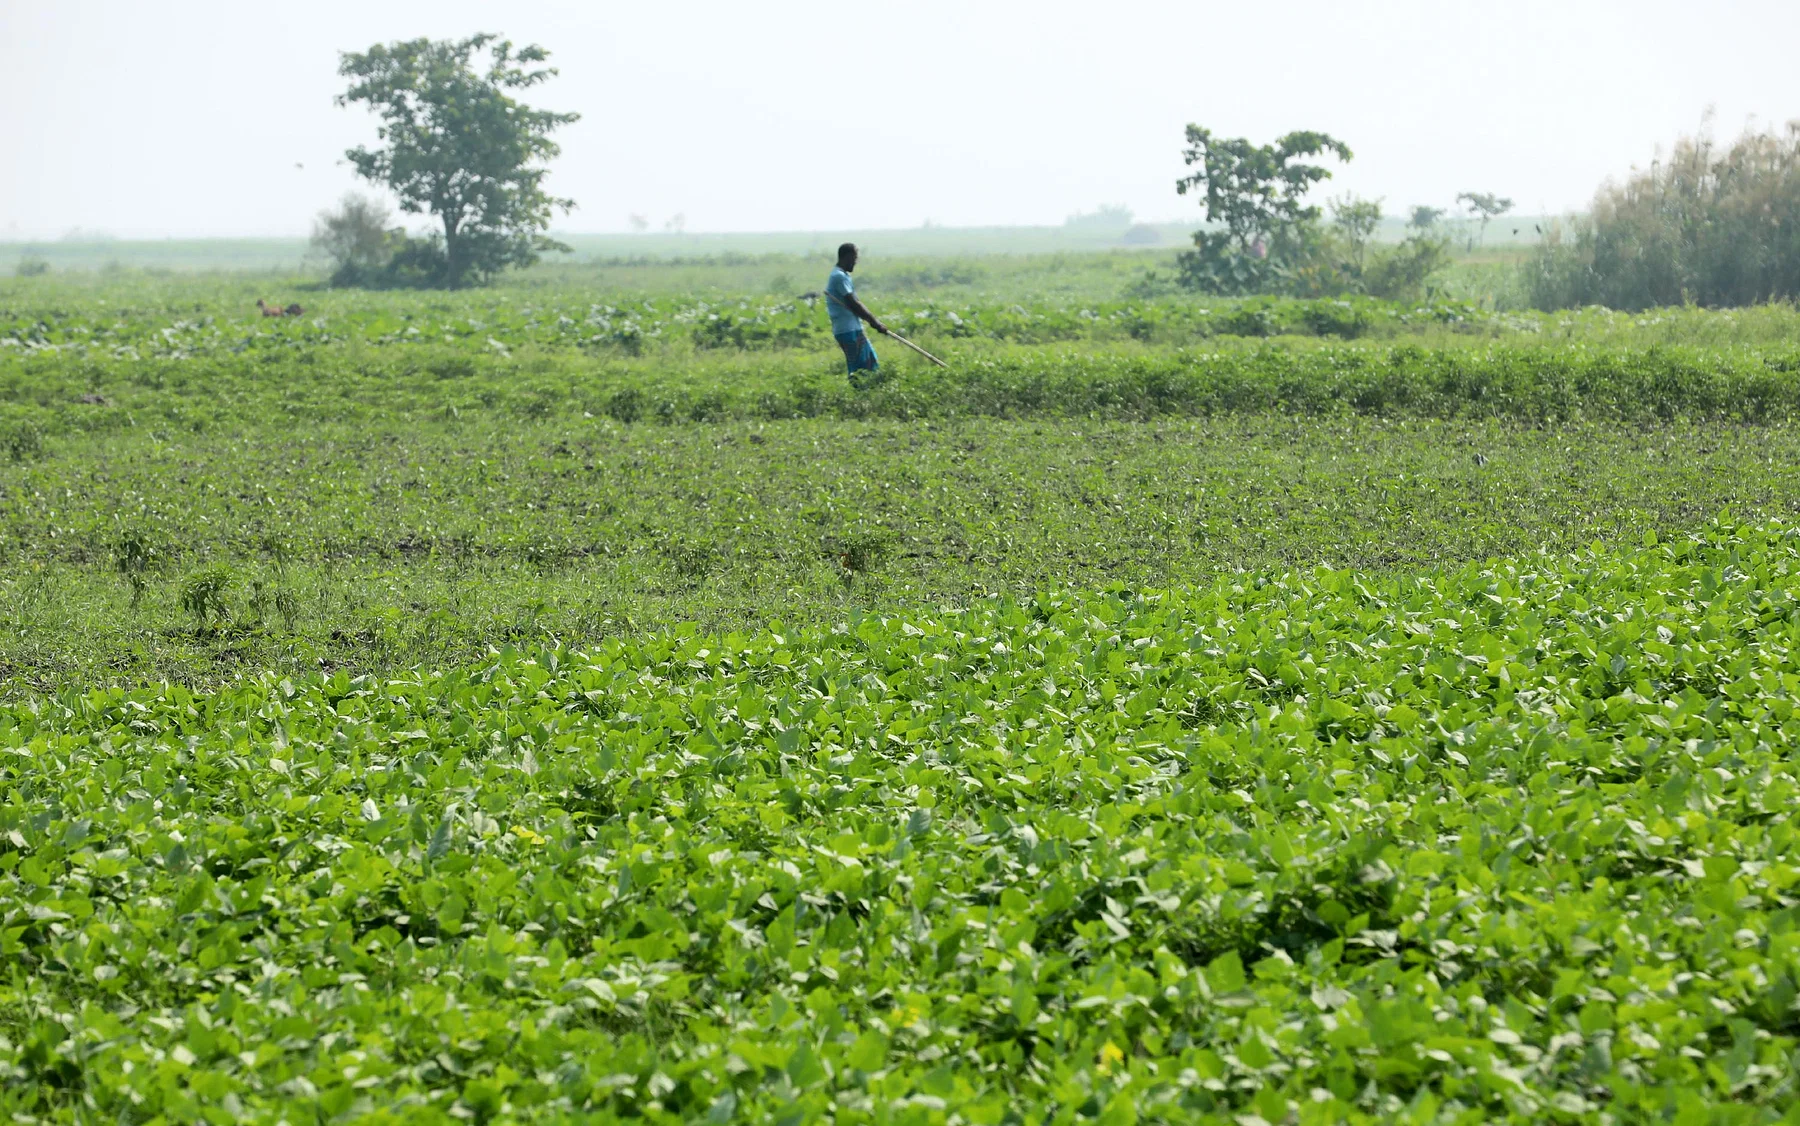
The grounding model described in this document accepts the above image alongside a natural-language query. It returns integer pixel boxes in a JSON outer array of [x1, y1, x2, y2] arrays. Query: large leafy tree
[[1174, 127, 1351, 293], [337, 35, 579, 289]]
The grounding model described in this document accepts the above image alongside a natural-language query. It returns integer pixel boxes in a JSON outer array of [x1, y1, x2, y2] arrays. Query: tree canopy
[[337, 34, 579, 289], [1176, 128, 1353, 250], [1173, 127, 1352, 293]]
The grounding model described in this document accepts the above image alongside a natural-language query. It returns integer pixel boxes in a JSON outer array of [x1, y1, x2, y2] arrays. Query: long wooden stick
[[883, 328, 949, 368], [825, 290, 950, 369]]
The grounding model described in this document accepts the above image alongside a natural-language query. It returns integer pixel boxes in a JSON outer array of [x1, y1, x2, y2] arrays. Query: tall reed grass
[[1529, 121, 1800, 309]]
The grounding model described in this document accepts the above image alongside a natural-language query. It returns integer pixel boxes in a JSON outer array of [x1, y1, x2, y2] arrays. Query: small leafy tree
[[1408, 205, 1446, 231], [113, 529, 160, 609], [311, 193, 393, 286], [1363, 233, 1452, 301], [1330, 195, 1383, 272], [1457, 191, 1514, 247], [337, 34, 579, 289], [1174, 127, 1352, 293]]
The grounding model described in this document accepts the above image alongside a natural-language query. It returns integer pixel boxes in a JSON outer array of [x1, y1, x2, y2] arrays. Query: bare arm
[[832, 290, 888, 334]]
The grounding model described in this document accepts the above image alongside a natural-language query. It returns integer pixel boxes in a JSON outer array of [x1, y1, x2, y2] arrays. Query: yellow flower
[[1097, 1041, 1125, 1073]]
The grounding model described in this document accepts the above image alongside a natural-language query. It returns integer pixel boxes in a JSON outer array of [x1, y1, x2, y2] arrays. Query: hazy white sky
[[4, 0, 1797, 239]]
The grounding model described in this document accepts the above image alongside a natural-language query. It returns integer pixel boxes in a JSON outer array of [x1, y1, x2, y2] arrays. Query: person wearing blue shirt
[[823, 243, 889, 385]]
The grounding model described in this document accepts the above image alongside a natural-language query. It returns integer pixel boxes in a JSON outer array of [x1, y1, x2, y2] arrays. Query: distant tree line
[[306, 30, 1796, 311]]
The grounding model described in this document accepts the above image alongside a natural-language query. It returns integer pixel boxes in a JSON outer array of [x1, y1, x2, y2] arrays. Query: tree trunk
[[443, 215, 462, 289]]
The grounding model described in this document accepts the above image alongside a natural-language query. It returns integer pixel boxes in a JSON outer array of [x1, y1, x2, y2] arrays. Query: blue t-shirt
[[824, 267, 861, 336]]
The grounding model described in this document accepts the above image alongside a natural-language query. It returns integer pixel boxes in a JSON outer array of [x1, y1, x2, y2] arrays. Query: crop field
[[5, 262, 1800, 1122]]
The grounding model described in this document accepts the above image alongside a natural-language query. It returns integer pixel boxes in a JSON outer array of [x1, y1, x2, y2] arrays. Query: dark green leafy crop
[[5, 521, 1800, 1122]]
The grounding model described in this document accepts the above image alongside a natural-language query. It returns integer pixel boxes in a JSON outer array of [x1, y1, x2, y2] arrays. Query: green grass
[[5, 522, 1800, 1122]]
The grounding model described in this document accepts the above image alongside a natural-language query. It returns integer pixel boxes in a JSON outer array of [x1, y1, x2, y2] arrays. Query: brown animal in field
[[256, 299, 305, 317]]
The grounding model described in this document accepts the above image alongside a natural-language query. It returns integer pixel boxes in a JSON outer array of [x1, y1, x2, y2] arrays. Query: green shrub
[[0, 415, 45, 462], [311, 194, 392, 286], [320, 227, 453, 290], [178, 563, 236, 632], [1298, 299, 1374, 339], [604, 387, 647, 423], [1361, 234, 1452, 301], [112, 530, 161, 608], [372, 232, 452, 289], [307, 194, 458, 290], [1220, 301, 1278, 337], [1179, 223, 1450, 303]]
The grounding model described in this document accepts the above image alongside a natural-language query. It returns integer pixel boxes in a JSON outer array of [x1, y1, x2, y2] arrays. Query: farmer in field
[[825, 243, 890, 385]]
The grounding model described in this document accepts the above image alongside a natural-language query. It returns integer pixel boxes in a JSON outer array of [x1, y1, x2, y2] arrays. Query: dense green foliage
[[1529, 123, 1800, 310], [8, 522, 1800, 1122]]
